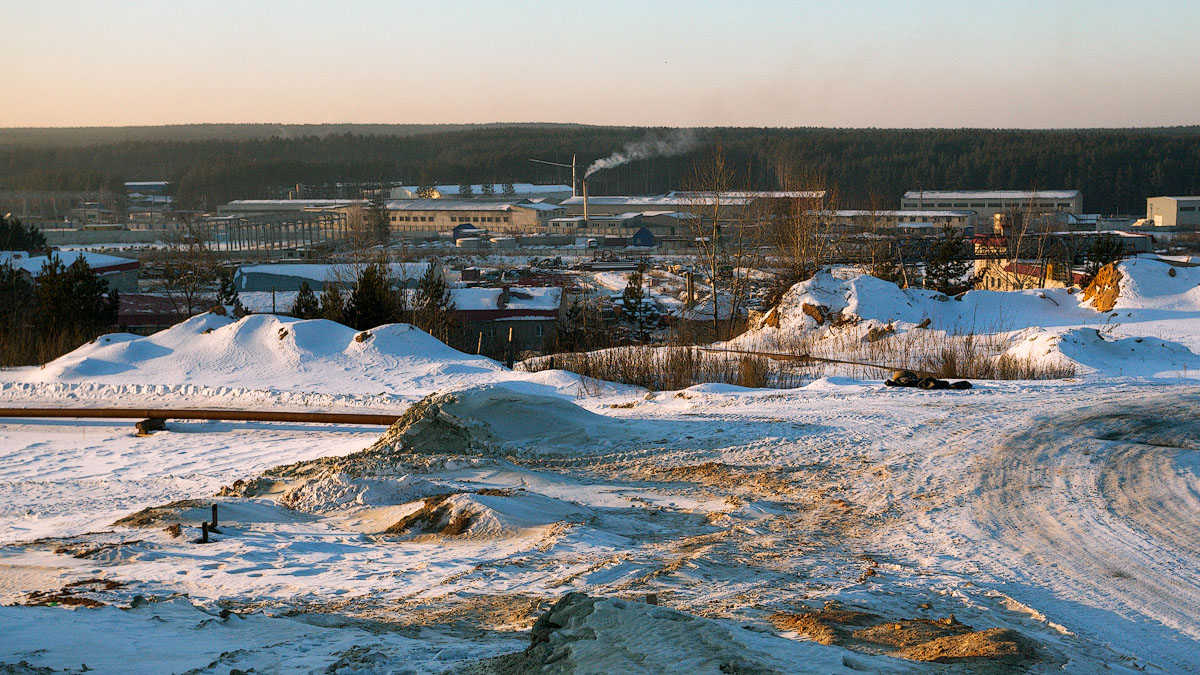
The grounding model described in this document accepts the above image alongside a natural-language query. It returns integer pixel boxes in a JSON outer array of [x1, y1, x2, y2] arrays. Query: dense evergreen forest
[[2, 125, 1198, 214]]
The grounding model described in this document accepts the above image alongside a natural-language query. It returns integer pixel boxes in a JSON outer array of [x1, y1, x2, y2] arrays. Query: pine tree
[[622, 265, 646, 318], [1085, 234, 1126, 280], [343, 263, 395, 330], [33, 255, 118, 333], [412, 263, 456, 342], [552, 299, 608, 352], [0, 215, 47, 251], [292, 281, 320, 319], [0, 262, 34, 332], [924, 225, 973, 295], [502, 182, 517, 198], [366, 191, 390, 246], [319, 281, 344, 323], [217, 272, 245, 315], [480, 182, 495, 197], [458, 180, 474, 198], [417, 170, 437, 199]]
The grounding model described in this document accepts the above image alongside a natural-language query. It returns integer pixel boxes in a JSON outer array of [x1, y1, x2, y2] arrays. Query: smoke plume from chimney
[[585, 129, 697, 178]]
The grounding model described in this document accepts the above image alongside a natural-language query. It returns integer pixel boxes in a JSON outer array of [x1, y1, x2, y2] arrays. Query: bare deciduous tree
[[767, 168, 843, 303], [679, 145, 758, 341], [861, 194, 905, 285], [159, 216, 220, 317]]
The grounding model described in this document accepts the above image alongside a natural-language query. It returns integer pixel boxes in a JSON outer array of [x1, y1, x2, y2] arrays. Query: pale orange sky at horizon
[[3, 0, 1199, 129]]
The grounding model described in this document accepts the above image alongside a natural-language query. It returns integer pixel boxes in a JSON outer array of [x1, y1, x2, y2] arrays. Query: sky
[[2, 0, 1199, 129]]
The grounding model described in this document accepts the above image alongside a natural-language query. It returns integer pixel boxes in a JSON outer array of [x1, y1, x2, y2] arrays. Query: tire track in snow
[[967, 393, 1200, 672]]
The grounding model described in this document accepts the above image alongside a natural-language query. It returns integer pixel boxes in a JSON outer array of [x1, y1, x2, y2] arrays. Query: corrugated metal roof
[[902, 190, 1081, 200]]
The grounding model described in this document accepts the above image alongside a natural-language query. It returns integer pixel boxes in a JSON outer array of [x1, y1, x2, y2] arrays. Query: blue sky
[[2, 0, 1198, 128]]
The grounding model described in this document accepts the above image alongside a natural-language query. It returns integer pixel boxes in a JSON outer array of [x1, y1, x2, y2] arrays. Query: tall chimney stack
[[583, 178, 589, 227]]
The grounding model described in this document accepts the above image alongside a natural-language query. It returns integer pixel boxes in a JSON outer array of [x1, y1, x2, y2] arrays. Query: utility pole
[[530, 157, 579, 197]]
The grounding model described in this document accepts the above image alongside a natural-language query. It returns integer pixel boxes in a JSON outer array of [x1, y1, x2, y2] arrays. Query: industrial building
[[234, 262, 441, 292], [386, 199, 565, 237], [901, 190, 1082, 224], [560, 190, 824, 219], [391, 184, 573, 202], [218, 199, 365, 215], [824, 209, 977, 234], [1145, 196, 1200, 228]]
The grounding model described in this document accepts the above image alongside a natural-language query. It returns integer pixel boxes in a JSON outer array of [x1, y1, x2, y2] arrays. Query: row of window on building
[[389, 214, 513, 224], [903, 201, 1074, 209]]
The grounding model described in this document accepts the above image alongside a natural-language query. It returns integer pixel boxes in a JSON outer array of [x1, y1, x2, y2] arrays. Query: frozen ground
[[1, 262, 1198, 673]]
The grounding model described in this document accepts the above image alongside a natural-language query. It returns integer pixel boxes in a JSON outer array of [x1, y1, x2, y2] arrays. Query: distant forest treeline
[[2, 125, 1199, 214]]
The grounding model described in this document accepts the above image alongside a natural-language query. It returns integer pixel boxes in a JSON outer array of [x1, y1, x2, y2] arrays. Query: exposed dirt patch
[[382, 494, 479, 537], [475, 488, 516, 497], [899, 627, 1035, 663], [216, 476, 281, 498], [802, 303, 829, 325], [1083, 262, 1122, 312], [53, 539, 145, 559], [113, 499, 208, 527], [770, 603, 1035, 664], [368, 391, 497, 456], [0, 661, 57, 674], [392, 593, 547, 630], [640, 461, 796, 496], [852, 616, 970, 647], [22, 579, 124, 608], [64, 578, 124, 591], [769, 604, 879, 645]]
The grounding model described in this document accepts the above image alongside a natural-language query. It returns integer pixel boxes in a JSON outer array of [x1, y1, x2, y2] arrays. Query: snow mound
[[1109, 257, 1200, 312], [3, 312, 588, 399], [367, 386, 632, 456], [280, 473, 443, 514], [1050, 328, 1200, 377], [746, 269, 1089, 345], [738, 266, 1200, 381], [470, 592, 901, 674], [384, 491, 588, 540]]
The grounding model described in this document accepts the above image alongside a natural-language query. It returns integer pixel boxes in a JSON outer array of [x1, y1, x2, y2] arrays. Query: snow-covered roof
[[403, 183, 573, 196], [225, 199, 361, 206], [513, 202, 564, 212], [386, 199, 518, 212], [902, 190, 1081, 201], [666, 190, 826, 200], [641, 210, 699, 219], [831, 209, 973, 218], [235, 262, 433, 283], [0, 250, 138, 276], [1155, 195, 1200, 201], [451, 286, 562, 312], [561, 195, 754, 207]]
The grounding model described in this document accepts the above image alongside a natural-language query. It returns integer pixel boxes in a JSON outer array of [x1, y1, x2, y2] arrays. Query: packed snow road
[[966, 394, 1200, 671]]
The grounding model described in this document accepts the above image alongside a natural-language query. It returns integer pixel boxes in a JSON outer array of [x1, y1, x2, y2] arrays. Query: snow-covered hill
[[734, 259, 1200, 379], [0, 313, 591, 403]]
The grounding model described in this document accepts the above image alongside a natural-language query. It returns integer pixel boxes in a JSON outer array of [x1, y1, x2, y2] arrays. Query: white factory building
[[901, 190, 1082, 224]]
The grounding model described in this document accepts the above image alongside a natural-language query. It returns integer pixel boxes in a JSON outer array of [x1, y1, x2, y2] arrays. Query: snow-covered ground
[[1, 260, 1198, 673]]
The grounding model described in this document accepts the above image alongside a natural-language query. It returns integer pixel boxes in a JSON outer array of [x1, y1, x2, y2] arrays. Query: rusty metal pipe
[[0, 408, 402, 426]]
